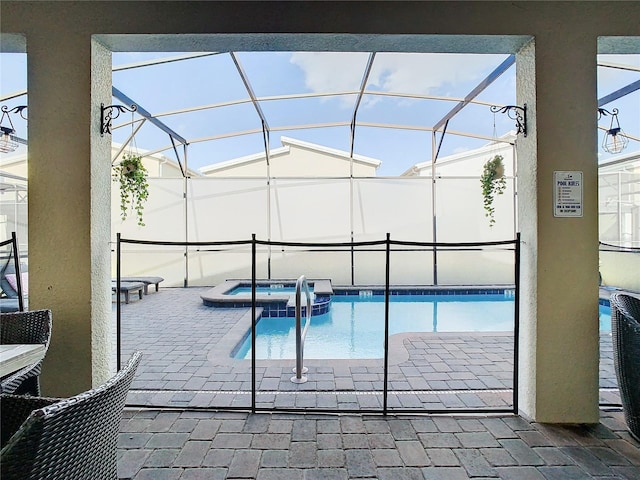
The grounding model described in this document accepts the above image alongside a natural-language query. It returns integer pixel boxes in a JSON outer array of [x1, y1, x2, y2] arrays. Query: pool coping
[[201, 278, 334, 308], [202, 282, 516, 305]]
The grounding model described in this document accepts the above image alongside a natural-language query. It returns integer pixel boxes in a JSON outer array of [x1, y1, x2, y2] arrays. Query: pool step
[[287, 292, 315, 308]]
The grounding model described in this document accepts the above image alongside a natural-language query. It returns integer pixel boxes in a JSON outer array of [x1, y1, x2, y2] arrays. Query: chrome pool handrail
[[291, 275, 311, 383]]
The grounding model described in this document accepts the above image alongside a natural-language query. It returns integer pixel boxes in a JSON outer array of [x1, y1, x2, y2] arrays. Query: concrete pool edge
[[202, 282, 517, 307], [201, 278, 334, 308]]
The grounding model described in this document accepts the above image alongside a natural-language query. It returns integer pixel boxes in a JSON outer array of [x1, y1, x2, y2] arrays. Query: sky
[[1, 51, 639, 176]]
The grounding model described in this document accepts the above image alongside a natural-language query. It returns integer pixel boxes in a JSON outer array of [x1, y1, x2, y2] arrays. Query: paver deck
[[115, 287, 620, 411], [118, 409, 640, 479], [115, 287, 638, 479]]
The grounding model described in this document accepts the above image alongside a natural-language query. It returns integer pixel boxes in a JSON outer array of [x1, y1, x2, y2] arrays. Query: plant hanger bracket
[[101, 103, 137, 136], [490, 104, 527, 137]]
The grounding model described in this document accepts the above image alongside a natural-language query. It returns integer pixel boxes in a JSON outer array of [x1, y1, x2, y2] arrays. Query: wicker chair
[[0, 351, 142, 480], [0, 309, 52, 395], [610, 293, 640, 441]]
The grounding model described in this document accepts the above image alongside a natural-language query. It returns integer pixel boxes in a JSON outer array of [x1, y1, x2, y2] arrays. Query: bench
[[119, 276, 164, 295], [111, 281, 145, 304]]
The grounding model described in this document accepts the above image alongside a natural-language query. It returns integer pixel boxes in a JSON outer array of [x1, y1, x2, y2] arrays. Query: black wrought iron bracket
[[1, 105, 28, 119], [100, 103, 137, 136], [597, 107, 619, 121], [490, 104, 527, 137]]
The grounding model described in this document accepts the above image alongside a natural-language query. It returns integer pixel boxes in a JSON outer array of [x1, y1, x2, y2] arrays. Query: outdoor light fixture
[[598, 108, 629, 154], [0, 105, 27, 153], [490, 104, 527, 137], [100, 103, 137, 136]]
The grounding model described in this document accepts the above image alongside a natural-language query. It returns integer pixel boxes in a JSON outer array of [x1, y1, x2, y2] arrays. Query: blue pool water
[[235, 293, 613, 360], [229, 285, 313, 296], [599, 304, 611, 332]]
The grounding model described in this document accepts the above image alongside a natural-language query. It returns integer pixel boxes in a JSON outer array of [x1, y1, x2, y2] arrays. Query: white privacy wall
[[112, 175, 517, 286], [110, 166, 639, 290]]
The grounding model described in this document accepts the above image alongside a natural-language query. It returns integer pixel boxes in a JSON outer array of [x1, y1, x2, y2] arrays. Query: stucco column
[[517, 37, 600, 423], [27, 34, 113, 395]]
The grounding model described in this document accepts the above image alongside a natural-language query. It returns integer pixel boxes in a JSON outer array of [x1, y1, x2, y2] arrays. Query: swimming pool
[[234, 293, 613, 360], [235, 292, 514, 359], [599, 303, 611, 331]]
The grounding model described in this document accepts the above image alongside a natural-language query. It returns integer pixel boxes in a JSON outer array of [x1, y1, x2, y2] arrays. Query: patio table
[[0, 344, 46, 378]]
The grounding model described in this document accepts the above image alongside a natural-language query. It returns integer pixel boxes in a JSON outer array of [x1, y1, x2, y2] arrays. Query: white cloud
[[290, 52, 509, 100], [370, 53, 509, 97], [290, 52, 371, 92]]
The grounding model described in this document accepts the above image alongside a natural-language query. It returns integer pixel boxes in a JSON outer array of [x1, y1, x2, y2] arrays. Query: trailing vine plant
[[480, 154, 507, 227], [113, 153, 149, 226]]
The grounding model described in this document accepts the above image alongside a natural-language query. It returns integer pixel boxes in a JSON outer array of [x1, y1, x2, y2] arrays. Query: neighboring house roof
[[401, 132, 516, 176], [0, 153, 26, 170], [199, 136, 382, 175], [598, 150, 640, 173], [112, 144, 203, 178], [199, 145, 290, 175], [0, 145, 203, 179]]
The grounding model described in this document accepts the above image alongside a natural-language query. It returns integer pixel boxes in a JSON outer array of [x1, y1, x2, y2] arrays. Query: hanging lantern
[[0, 126, 19, 153], [599, 108, 629, 154], [0, 106, 27, 154], [602, 126, 629, 154]]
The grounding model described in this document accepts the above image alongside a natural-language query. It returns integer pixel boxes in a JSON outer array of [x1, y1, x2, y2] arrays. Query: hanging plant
[[113, 153, 149, 226], [480, 154, 507, 227]]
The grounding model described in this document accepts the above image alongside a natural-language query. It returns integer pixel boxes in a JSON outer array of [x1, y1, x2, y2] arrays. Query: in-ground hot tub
[[201, 279, 333, 317]]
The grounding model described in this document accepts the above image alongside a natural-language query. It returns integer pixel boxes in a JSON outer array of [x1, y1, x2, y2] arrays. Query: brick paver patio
[[118, 409, 640, 479], [115, 287, 620, 411], [115, 287, 638, 479]]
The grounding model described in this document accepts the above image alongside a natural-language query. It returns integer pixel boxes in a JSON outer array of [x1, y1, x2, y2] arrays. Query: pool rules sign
[[554, 171, 583, 217]]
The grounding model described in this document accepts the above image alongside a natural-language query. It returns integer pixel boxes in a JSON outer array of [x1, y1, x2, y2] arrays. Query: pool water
[[235, 294, 612, 360], [599, 304, 611, 332], [229, 285, 313, 296]]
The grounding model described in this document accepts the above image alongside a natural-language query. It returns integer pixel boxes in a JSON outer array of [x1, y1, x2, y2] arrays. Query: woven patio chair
[[0, 309, 52, 395], [610, 293, 640, 441], [0, 351, 142, 480]]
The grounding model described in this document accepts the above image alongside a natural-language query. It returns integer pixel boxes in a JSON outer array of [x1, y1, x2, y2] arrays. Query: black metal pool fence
[[116, 233, 521, 415]]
